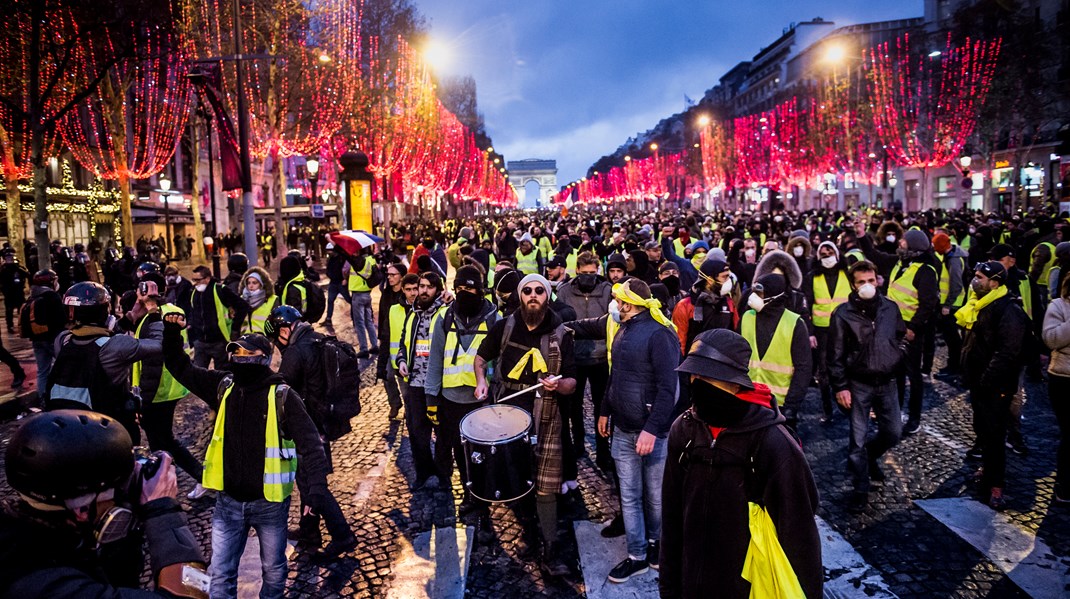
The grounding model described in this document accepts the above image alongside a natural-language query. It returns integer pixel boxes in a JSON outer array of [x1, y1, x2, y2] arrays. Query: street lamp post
[[158, 173, 174, 261], [889, 175, 898, 209], [306, 157, 320, 252]]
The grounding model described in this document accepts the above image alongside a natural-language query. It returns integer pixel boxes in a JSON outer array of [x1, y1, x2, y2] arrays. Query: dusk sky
[[418, 1, 923, 189]]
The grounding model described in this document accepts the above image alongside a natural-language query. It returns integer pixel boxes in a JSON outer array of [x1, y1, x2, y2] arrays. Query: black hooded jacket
[[277, 322, 328, 431], [660, 390, 822, 599], [162, 321, 329, 503]]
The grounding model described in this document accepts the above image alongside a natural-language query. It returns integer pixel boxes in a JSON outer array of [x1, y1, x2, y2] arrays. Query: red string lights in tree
[[59, 27, 194, 180], [865, 33, 1001, 169]]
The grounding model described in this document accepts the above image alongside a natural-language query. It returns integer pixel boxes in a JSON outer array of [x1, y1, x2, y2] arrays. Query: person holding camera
[[160, 313, 329, 599], [0, 409, 208, 598], [47, 281, 163, 444]]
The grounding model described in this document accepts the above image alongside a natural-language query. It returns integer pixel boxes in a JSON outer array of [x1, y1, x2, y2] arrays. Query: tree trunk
[[32, 131, 51, 271], [188, 120, 205, 262], [117, 171, 134, 247], [266, 56, 286, 258], [0, 127, 25, 264]]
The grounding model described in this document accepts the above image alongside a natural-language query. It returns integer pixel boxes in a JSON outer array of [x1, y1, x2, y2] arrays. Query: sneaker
[[312, 535, 357, 561], [847, 491, 868, 514], [1005, 440, 1028, 456], [965, 444, 984, 460], [988, 487, 1006, 511], [187, 483, 209, 499], [600, 514, 625, 538], [934, 367, 959, 380], [540, 546, 570, 578], [607, 557, 649, 583], [903, 419, 921, 435], [868, 460, 886, 484], [647, 541, 660, 571], [11, 372, 25, 389], [388, 406, 401, 421], [921, 373, 932, 384]]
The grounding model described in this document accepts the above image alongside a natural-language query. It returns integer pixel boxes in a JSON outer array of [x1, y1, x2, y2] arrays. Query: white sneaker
[[187, 484, 208, 499]]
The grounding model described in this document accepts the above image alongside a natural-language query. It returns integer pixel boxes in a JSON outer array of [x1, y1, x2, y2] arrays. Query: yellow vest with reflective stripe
[[243, 299, 277, 335], [348, 256, 373, 292], [844, 248, 865, 265], [937, 253, 966, 307], [888, 262, 932, 323], [282, 273, 308, 313], [202, 383, 297, 502], [388, 303, 407, 367], [555, 250, 578, 277], [741, 309, 798, 400], [606, 316, 620, 370], [673, 238, 687, 259], [400, 306, 447, 382], [1032, 242, 1056, 287], [191, 284, 233, 341], [441, 314, 490, 388], [516, 248, 539, 275], [812, 270, 850, 328], [1019, 277, 1033, 320], [132, 304, 190, 403]]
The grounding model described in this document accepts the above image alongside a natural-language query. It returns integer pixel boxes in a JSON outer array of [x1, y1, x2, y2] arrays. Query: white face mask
[[744, 248, 756, 259], [857, 283, 877, 300], [719, 277, 733, 296], [886, 234, 897, 243], [194, 283, 208, 293], [608, 300, 622, 324], [792, 246, 804, 257], [821, 256, 838, 269], [747, 293, 765, 313]]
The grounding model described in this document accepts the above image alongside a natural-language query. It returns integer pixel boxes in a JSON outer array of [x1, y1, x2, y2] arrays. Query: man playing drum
[[475, 273, 577, 578]]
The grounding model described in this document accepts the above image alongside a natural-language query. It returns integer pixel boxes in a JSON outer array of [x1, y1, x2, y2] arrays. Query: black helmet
[[227, 252, 249, 274], [136, 262, 159, 278], [5, 410, 134, 505], [63, 281, 111, 326], [264, 304, 303, 340], [32, 269, 57, 287]]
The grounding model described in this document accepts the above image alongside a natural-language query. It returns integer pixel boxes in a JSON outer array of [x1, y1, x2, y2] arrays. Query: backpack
[[18, 297, 48, 338], [363, 262, 384, 288], [318, 336, 362, 441], [297, 279, 326, 323]]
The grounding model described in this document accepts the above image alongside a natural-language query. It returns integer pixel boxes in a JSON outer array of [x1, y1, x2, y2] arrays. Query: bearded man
[[475, 274, 577, 577]]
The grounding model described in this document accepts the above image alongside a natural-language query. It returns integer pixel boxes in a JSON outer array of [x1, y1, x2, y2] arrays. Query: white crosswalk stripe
[[916, 498, 1069, 599]]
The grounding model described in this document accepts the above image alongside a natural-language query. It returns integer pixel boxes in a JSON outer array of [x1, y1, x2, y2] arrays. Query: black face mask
[[575, 273, 598, 292], [455, 290, 482, 316], [227, 362, 273, 384], [691, 379, 751, 427], [661, 275, 680, 295]]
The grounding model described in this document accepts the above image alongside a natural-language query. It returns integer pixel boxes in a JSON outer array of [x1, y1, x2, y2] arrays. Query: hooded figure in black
[[627, 249, 658, 285], [661, 329, 821, 599]]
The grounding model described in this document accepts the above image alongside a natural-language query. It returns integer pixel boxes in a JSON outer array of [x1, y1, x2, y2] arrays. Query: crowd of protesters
[[1, 199, 1068, 598]]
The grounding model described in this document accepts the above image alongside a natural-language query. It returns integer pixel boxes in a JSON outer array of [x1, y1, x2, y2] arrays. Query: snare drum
[[460, 404, 535, 503]]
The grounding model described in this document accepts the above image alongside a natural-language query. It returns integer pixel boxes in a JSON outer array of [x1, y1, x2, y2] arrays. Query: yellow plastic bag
[[741, 502, 806, 598]]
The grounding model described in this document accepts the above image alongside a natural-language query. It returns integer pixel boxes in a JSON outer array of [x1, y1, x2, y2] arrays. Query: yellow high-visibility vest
[[348, 256, 374, 292], [441, 312, 492, 388], [888, 262, 934, 323], [399, 306, 448, 382], [516, 248, 539, 275], [203, 383, 297, 502], [243, 298, 277, 335], [132, 304, 190, 403], [191, 284, 233, 340], [937, 253, 966, 307], [811, 270, 850, 328], [282, 273, 308, 314], [1032, 242, 1056, 287], [388, 303, 407, 367], [606, 316, 620, 369], [741, 309, 799, 401]]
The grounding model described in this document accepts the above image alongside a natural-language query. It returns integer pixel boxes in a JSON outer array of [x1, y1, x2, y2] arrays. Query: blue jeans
[[848, 380, 901, 494], [209, 493, 291, 599], [350, 291, 377, 352], [611, 426, 667, 559], [32, 339, 55, 400], [326, 281, 351, 321]]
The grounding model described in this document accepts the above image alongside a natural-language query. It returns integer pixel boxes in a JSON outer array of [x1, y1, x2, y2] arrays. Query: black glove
[[305, 484, 329, 513]]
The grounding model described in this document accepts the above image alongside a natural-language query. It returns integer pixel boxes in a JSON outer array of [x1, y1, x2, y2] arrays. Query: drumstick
[[494, 375, 561, 404]]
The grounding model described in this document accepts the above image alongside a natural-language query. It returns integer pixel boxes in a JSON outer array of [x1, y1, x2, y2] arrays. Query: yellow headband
[[613, 282, 674, 329]]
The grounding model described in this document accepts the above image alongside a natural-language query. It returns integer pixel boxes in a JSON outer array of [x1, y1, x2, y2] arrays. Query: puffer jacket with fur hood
[[239, 266, 276, 309]]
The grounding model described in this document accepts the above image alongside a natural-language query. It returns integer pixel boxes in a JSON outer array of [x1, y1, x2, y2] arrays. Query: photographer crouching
[[0, 409, 208, 598]]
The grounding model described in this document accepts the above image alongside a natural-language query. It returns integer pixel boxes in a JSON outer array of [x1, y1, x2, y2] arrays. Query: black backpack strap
[[275, 383, 289, 438], [216, 375, 234, 404]]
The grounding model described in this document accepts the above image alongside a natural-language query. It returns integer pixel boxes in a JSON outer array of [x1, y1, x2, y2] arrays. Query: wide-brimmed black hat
[[676, 329, 754, 390]]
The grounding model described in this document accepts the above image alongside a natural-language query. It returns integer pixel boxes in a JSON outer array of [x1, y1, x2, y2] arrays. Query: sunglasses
[[521, 286, 546, 296]]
